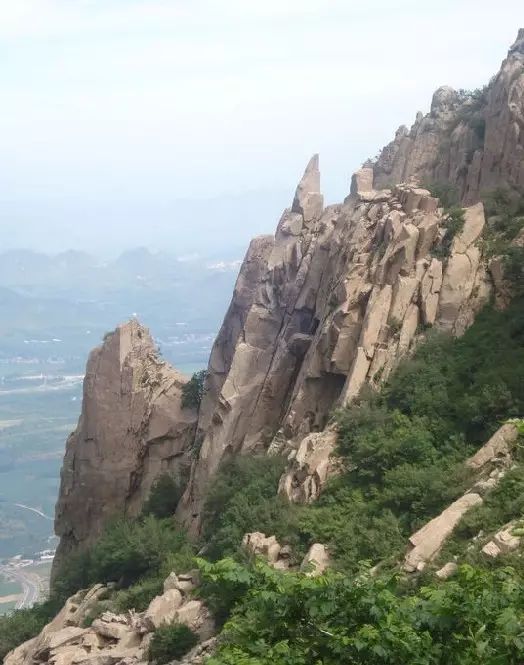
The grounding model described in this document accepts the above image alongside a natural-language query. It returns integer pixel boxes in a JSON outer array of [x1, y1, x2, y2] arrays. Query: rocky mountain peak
[[52, 30, 523, 553], [52, 320, 197, 572], [373, 28, 524, 203], [291, 153, 324, 222]]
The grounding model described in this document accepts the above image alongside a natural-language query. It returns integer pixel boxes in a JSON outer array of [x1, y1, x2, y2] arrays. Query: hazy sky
[[0, 1, 522, 254]]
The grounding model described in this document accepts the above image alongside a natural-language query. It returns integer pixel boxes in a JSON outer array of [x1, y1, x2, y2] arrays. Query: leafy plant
[[53, 515, 194, 599], [181, 370, 207, 409], [142, 472, 184, 518], [432, 206, 465, 258], [114, 576, 164, 612], [201, 559, 524, 665], [148, 622, 198, 663], [201, 455, 300, 561]]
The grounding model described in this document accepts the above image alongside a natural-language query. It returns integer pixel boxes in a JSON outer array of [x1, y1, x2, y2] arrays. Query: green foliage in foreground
[[0, 599, 61, 661], [148, 623, 198, 664], [201, 455, 300, 561], [199, 558, 524, 665], [53, 515, 194, 601], [181, 369, 207, 409]]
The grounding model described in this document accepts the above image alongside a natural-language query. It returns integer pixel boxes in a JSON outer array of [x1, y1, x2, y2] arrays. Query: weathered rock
[[177, 167, 493, 526], [466, 422, 519, 470], [243, 532, 282, 564], [300, 543, 330, 576], [435, 562, 458, 580], [278, 429, 338, 503], [92, 617, 131, 641], [163, 571, 179, 592], [373, 31, 524, 204], [292, 154, 324, 222], [143, 588, 184, 630], [350, 167, 374, 196], [482, 521, 522, 558], [404, 493, 483, 572], [176, 600, 205, 628], [53, 321, 197, 573]]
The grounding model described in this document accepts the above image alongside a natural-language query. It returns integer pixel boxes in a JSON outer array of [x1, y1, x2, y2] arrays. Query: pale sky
[[0, 1, 522, 254]]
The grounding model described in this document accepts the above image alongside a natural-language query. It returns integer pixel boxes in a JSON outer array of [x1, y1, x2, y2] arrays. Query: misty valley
[[0, 248, 237, 612]]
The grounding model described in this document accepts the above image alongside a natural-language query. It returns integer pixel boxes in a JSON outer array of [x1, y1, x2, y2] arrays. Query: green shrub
[[425, 182, 460, 208], [142, 472, 183, 518], [297, 298, 524, 572], [482, 188, 524, 256], [432, 206, 465, 258], [114, 576, 164, 612], [201, 559, 524, 665], [53, 515, 194, 598], [202, 455, 300, 561], [181, 370, 207, 409], [504, 246, 524, 294], [82, 601, 107, 627], [0, 599, 60, 661], [148, 623, 198, 663]]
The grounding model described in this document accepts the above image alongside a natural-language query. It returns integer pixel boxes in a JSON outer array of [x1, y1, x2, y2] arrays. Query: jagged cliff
[[373, 29, 524, 203], [4, 28, 524, 665], [53, 321, 197, 571], [176, 171, 491, 529], [53, 31, 523, 549]]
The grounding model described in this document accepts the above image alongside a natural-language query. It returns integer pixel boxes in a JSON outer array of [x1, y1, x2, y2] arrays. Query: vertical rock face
[[177, 168, 492, 529], [53, 32, 522, 554], [53, 320, 197, 571], [373, 30, 524, 203]]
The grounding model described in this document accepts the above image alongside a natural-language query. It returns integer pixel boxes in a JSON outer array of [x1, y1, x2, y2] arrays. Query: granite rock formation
[[4, 572, 214, 665], [373, 29, 524, 203], [53, 31, 523, 555], [177, 172, 491, 530], [53, 320, 197, 573]]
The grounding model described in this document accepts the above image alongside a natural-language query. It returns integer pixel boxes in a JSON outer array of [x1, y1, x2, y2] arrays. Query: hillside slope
[[1, 29, 524, 665]]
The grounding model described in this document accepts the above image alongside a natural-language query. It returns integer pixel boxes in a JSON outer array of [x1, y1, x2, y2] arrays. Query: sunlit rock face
[[53, 320, 197, 574], [373, 30, 524, 204], [177, 163, 492, 530]]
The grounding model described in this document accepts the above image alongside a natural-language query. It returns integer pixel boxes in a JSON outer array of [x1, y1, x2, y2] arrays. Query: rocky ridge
[[177, 171, 492, 529], [53, 29, 523, 575], [373, 29, 524, 203]]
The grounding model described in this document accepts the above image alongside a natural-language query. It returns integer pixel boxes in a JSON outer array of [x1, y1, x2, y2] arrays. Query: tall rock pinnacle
[[291, 154, 324, 222], [53, 320, 197, 574]]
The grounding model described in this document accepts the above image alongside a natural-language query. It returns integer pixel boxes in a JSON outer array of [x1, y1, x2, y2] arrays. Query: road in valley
[[0, 565, 42, 610]]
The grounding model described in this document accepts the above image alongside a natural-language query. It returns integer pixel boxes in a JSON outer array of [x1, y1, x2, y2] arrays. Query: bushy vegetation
[[448, 86, 488, 142], [142, 472, 184, 518], [0, 600, 63, 661], [295, 298, 524, 572], [199, 558, 524, 665], [482, 187, 524, 294], [52, 515, 194, 607], [148, 622, 198, 664], [2, 289, 523, 662], [483, 187, 524, 254], [425, 182, 459, 208], [114, 576, 164, 612], [202, 455, 300, 561], [181, 369, 207, 409], [197, 299, 524, 577], [423, 183, 465, 258]]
